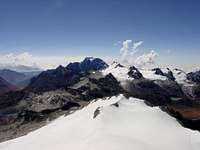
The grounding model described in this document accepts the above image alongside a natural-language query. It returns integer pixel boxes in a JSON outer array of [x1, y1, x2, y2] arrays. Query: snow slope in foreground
[[0, 95, 200, 150]]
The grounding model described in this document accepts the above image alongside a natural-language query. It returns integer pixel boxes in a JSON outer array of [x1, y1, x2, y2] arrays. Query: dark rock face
[[182, 71, 200, 101], [0, 89, 83, 142], [112, 102, 119, 108], [66, 62, 81, 74], [0, 91, 25, 110], [126, 79, 171, 106], [18, 101, 80, 122], [167, 70, 176, 81], [154, 80, 186, 98], [152, 68, 165, 76], [93, 107, 101, 119], [152, 68, 175, 81], [187, 71, 200, 83], [110, 61, 124, 68], [128, 66, 143, 79], [115, 64, 124, 68], [86, 74, 123, 99], [81, 57, 108, 71], [193, 84, 200, 99], [72, 73, 123, 101], [164, 105, 200, 131], [66, 57, 108, 74], [25, 66, 80, 93], [61, 101, 80, 111], [185, 84, 200, 101]]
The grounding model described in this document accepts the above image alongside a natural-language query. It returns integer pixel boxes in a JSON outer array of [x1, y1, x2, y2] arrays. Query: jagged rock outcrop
[[154, 80, 186, 98], [187, 70, 200, 83], [128, 66, 143, 79], [71, 72, 123, 100], [182, 84, 200, 101], [111, 61, 124, 68], [152, 68, 175, 81], [125, 79, 171, 106], [66, 57, 108, 74]]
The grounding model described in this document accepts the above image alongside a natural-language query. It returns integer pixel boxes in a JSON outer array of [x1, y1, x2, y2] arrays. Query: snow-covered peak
[[102, 62, 132, 83], [139, 69, 168, 81], [110, 61, 124, 68], [102, 63, 170, 83], [171, 68, 192, 85]]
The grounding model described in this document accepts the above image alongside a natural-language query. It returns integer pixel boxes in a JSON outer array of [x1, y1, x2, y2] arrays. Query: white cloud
[[131, 41, 144, 55], [0, 52, 72, 70], [0, 52, 35, 66], [120, 40, 133, 57], [133, 41, 144, 49], [134, 50, 159, 68], [119, 40, 144, 57]]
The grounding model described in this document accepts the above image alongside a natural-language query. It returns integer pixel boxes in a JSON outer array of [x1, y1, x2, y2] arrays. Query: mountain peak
[[66, 57, 108, 73], [110, 61, 124, 68], [83, 57, 95, 62], [56, 65, 65, 70]]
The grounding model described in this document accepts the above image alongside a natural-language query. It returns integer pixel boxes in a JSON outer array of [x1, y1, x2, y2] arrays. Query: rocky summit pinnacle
[[66, 57, 108, 73]]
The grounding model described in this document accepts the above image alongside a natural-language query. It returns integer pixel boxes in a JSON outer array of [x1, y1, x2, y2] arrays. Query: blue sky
[[0, 0, 200, 69]]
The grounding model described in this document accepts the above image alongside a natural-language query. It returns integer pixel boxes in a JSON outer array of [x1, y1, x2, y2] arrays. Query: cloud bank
[[134, 50, 159, 68], [0, 52, 70, 70], [118, 40, 159, 68], [0, 52, 35, 66]]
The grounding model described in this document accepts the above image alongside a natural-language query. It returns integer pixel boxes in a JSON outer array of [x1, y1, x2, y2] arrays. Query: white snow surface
[[102, 62, 132, 82], [139, 69, 167, 81], [103, 63, 195, 84], [102, 62, 168, 82], [0, 95, 200, 150], [171, 69, 192, 86]]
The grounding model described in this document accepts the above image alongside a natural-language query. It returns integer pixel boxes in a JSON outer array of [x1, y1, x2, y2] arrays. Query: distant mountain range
[[0, 57, 200, 147], [0, 77, 18, 95], [0, 69, 41, 92], [26, 57, 108, 93], [0, 64, 41, 72]]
